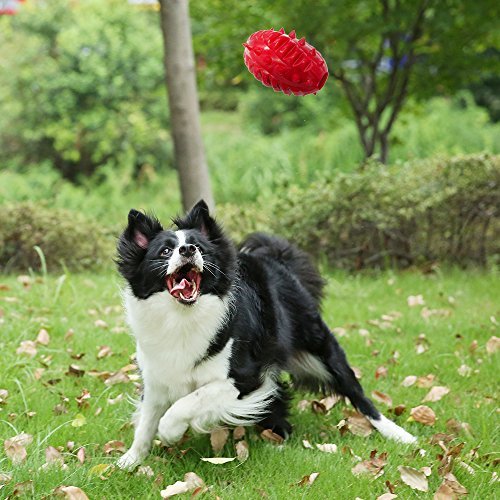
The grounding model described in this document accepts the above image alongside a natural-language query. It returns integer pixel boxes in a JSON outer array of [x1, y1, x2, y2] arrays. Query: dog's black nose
[[179, 244, 196, 257]]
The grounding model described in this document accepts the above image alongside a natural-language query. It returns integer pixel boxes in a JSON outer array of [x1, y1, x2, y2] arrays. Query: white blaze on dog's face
[[117, 201, 236, 304]]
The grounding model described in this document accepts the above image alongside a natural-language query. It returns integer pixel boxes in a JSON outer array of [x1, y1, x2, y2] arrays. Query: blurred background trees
[[0, 0, 499, 271]]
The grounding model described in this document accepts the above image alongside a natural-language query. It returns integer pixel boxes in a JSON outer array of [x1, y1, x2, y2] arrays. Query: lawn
[[0, 268, 498, 499]]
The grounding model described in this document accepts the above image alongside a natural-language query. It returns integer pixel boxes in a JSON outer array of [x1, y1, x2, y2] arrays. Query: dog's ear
[[173, 200, 219, 238], [125, 209, 163, 250]]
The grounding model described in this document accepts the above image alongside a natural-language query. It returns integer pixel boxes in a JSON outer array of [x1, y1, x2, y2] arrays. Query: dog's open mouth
[[166, 265, 202, 304]]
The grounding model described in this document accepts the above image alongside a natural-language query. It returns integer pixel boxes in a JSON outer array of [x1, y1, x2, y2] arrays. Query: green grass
[[0, 268, 498, 498]]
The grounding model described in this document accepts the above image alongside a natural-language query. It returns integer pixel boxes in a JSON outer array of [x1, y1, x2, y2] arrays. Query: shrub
[[0, 0, 169, 180], [222, 154, 500, 269], [0, 203, 114, 272]]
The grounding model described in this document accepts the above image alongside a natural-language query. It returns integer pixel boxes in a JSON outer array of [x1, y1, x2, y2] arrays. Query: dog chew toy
[[243, 28, 329, 96]]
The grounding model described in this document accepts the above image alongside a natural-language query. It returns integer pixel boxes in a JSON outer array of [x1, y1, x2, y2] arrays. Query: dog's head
[[117, 200, 236, 304]]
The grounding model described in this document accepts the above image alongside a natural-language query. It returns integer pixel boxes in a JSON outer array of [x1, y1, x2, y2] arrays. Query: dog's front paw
[[117, 449, 143, 471], [157, 415, 188, 445]]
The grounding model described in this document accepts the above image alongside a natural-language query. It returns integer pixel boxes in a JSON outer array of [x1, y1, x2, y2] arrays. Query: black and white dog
[[116, 200, 416, 469]]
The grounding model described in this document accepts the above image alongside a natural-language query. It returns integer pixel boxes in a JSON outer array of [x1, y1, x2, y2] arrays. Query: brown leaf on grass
[[16, 340, 37, 358], [97, 345, 113, 359], [54, 403, 68, 415], [401, 375, 417, 387], [4, 433, 33, 464], [64, 329, 75, 341], [103, 440, 126, 455], [297, 472, 319, 486], [372, 390, 393, 406], [0, 472, 12, 485], [311, 400, 327, 414], [410, 405, 436, 426], [347, 413, 374, 437], [260, 429, 284, 444], [53, 485, 89, 499], [235, 440, 249, 462], [486, 336, 500, 354], [315, 443, 338, 453], [104, 371, 130, 386], [297, 399, 310, 412], [46, 445, 64, 466], [0, 389, 8, 405], [457, 364, 472, 377], [66, 364, 85, 377], [407, 294, 425, 307], [446, 419, 473, 437], [210, 428, 229, 454], [393, 404, 406, 416], [399, 466, 428, 492], [421, 307, 452, 320], [377, 494, 397, 500], [423, 386, 450, 403], [200, 457, 235, 464], [233, 426, 246, 440], [320, 394, 341, 411], [76, 447, 86, 464], [375, 365, 388, 379], [76, 389, 91, 408], [434, 472, 468, 499], [136, 465, 155, 477], [415, 334, 430, 354], [352, 450, 387, 478], [12, 480, 34, 496], [17, 275, 32, 288], [34, 367, 45, 380], [302, 439, 313, 449], [416, 374, 435, 388], [36, 328, 50, 346], [352, 366, 363, 379], [469, 340, 478, 353], [107, 394, 124, 405], [94, 319, 108, 329]]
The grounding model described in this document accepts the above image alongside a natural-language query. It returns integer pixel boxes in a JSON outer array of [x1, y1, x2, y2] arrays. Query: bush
[[221, 154, 500, 269], [0, 0, 169, 180], [0, 203, 114, 272]]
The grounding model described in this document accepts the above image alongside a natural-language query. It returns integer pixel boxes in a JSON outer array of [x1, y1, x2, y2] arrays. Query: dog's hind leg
[[255, 382, 292, 438], [292, 319, 416, 444]]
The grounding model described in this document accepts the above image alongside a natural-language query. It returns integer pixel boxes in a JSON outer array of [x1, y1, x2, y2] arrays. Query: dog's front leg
[[117, 390, 169, 470], [158, 380, 239, 445]]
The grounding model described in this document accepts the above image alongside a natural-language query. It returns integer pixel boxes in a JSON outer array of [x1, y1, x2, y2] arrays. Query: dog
[[115, 200, 416, 469]]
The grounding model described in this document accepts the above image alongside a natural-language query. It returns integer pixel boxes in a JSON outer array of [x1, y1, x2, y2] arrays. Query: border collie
[[116, 200, 416, 469]]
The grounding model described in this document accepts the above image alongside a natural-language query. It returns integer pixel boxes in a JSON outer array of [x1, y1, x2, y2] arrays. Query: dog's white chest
[[124, 289, 232, 401]]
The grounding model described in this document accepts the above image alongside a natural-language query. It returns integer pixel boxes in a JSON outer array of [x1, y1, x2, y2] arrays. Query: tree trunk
[[159, 0, 214, 212]]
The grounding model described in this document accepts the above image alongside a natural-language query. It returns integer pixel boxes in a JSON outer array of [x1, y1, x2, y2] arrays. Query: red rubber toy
[[243, 28, 328, 96]]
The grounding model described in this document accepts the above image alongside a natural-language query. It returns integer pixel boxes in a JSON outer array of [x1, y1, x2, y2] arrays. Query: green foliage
[[0, 202, 113, 272], [222, 154, 500, 269], [0, 0, 169, 179]]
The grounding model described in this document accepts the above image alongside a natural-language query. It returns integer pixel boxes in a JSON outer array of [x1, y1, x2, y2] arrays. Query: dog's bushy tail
[[239, 232, 325, 306]]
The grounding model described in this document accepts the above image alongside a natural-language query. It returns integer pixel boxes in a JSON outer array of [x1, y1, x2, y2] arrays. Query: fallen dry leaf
[[0, 389, 8, 404], [4, 433, 33, 464], [407, 294, 425, 307], [375, 365, 388, 379], [297, 399, 310, 412], [401, 375, 417, 387], [45, 445, 64, 466], [302, 439, 313, 449], [457, 364, 472, 377], [94, 319, 108, 329], [36, 328, 50, 346], [71, 413, 87, 427], [416, 374, 435, 388], [103, 440, 126, 455], [12, 480, 34, 496], [16, 340, 37, 358], [137, 465, 154, 477], [315, 443, 337, 453], [0, 472, 12, 485], [347, 413, 373, 437], [76, 389, 91, 408], [297, 472, 319, 486], [233, 426, 246, 440], [97, 345, 113, 359], [410, 405, 436, 426], [415, 334, 430, 354], [54, 485, 90, 499], [210, 428, 229, 454], [434, 472, 468, 499], [377, 494, 397, 500], [399, 466, 429, 492], [486, 336, 499, 355], [393, 404, 406, 416], [104, 371, 130, 386], [107, 394, 124, 405], [235, 440, 249, 462], [200, 457, 235, 464], [372, 390, 393, 406], [76, 447, 86, 464], [446, 418, 473, 437], [66, 364, 85, 377], [423, 386, 450, 403], [260, 429, 284, 444], [352, 450, 387, 478]]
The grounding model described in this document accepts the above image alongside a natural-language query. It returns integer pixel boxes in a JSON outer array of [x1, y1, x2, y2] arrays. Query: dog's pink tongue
[[170, 278, 192, 298]]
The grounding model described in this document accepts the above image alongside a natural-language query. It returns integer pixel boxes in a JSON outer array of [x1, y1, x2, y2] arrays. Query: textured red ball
[[243, 28, 329, 96]]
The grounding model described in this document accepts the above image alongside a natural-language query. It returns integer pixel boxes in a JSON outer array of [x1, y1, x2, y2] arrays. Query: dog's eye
[[161, 248, 172, 257]]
